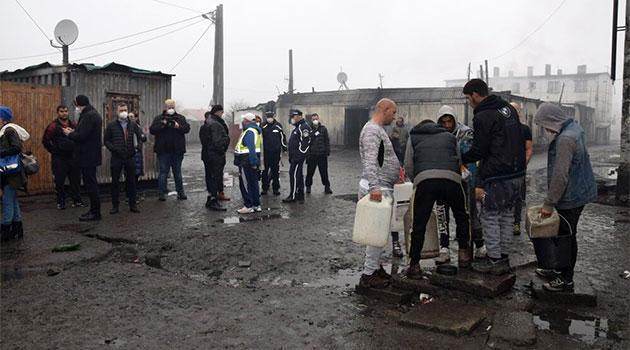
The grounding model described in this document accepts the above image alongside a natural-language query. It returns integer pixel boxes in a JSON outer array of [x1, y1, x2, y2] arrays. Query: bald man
[[150, 99, 191, 201], [510, 102, 533, 235], [358, 98, 401, 289]]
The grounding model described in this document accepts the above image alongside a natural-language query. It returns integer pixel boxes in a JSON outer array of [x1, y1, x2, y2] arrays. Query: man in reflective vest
[[283, 109, 311, 203], [234, 113, 262, 214]]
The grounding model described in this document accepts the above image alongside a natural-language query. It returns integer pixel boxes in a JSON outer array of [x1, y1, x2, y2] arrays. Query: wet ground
[[1, 143, 629, 349]]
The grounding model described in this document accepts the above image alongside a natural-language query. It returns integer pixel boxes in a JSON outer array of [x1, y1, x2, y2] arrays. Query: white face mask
[[75, 106, 82, 115], [256, 122, 260, 127], [266, 118, 274, 124], [312, 119, 320, 126], [290, 118, 296, 125], [166, 108, 175, 115], [118, 111, 128, 120]]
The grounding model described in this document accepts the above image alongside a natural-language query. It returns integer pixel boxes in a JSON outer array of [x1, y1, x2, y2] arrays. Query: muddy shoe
[[237, 207, 255, 214], [282, 196, 296, 203], [536, 268, 561, 279], [11, 222, 23, 240], [513, 223, 521, 236], [472, 258, 510, 275], [324, 187, 333, 194], [392, 241, 404, 258], [543, 277, 574, 292], [406, 264, 423, 280], [458, 248, 472, 268], [474, 245, 487, 260], [434, 247, 451, 265], [359, 271, 390, 289], [377, 265, 392, 280], [158, 193, 166, 202]]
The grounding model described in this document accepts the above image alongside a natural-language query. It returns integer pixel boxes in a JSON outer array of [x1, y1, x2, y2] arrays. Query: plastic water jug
[[403, 208, 440, 259], [391, 182, 414, 232], [352, 194, 393, 248], [526, 205, 560, 238]]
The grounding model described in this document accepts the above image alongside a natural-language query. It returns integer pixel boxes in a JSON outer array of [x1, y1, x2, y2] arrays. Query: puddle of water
[[334, 194, 358, 203], [533, 309, 620, 344], [218, 213, 290, 224]]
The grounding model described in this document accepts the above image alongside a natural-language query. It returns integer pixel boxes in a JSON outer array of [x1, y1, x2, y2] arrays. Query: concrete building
[[445, 64, 612, 144], [274, 87, 596, 149]]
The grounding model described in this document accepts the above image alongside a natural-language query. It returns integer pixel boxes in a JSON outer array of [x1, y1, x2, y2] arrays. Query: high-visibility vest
[[235, 127, 262, 154]]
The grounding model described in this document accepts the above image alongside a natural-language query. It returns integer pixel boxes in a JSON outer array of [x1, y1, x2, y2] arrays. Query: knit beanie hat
[[209, 104, 223, 115], [0, 106, 13, 122], [75, 95, 90, 107]]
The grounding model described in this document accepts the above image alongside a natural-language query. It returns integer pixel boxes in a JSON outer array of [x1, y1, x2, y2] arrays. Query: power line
[[149, 0, 203, 14], [491, 0, 567, 61], [73, 19, 205, 62], [168, 22, 213, 72], [0, 13, 204, 61], [14, 0, 57, 45]]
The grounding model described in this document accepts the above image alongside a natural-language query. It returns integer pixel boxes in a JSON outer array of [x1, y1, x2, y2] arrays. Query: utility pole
[[479, 64, 484, 81], [211, 4, 223, 107], [618, 0, 630, 203], [378, 73, 384, 88], [288, 49, 294, 94]]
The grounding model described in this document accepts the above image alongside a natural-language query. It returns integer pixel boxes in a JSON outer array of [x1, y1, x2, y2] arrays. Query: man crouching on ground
[[358, 98, 401, 288]]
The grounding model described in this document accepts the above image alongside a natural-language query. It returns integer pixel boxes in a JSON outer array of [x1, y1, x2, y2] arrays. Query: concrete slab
[[391, 274, 442, 295], [531, 275, 597, 307], [489, 311, 536, 347], [399, 301, 487, 336], [355, 285, 415, 305], [426, 269, 516, 298]]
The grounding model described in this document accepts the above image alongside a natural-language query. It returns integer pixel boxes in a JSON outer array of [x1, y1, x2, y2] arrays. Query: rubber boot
[[1, 224, 14, 242]]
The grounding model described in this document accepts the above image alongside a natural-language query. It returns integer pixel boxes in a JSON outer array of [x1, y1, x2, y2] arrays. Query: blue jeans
[[158, 153, 184, 195], [238, 165, 260, 208], [2, 184, 22, 225]]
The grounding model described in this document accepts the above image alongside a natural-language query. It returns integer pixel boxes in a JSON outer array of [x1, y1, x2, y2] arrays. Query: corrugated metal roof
[[277, 87, 465, 107], [1, 61, 172, 77]]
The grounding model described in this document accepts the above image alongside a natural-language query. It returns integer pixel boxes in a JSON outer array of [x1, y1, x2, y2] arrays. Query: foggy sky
[[0, 0, 624, 115]]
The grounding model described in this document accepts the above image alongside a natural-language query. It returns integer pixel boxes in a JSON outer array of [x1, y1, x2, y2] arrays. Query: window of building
[[528, 81, 536, 92], [547, 81, 561, 94], [574, 80, 587, 93], [512, 83, 520, 94]]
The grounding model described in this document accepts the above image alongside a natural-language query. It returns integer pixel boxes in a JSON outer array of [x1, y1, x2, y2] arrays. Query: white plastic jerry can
[[352, 194, 393, 248], [391, 182, 414, 232]]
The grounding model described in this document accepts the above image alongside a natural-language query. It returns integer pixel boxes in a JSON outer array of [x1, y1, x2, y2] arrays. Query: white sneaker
[[434, 247, 451, 264], [475, 245, 487, 259], [237, 207, 255, 214], [254, 206, 262, 212]]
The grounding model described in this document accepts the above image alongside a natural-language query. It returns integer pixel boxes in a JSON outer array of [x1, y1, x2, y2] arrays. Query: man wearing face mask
[[104, 103, 144, 214], [234, 113, 262, 213], [63, 95, 103, 221], [150, 99, 191, 201], [305, 113, 332, 194], [42, 105, 85, 210], [261, 111, 287, 196], [199, 104, 230, 211], [282, 109, 311, 203]]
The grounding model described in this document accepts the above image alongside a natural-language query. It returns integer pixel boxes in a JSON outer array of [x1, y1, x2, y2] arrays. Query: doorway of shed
[[344, 108, 370, 148]]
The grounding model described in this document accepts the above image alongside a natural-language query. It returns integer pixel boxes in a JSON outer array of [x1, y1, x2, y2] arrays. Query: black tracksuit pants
[[410, 179, 470, 265], [111, 157, 136, 208], [80, 166, 100, 215], [262, 152, 281, 192], [52, 155, 82, 204], [305, 155, 330, 188]]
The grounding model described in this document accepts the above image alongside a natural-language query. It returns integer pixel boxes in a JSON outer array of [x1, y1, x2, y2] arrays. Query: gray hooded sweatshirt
[[534, 103, 583, 211]]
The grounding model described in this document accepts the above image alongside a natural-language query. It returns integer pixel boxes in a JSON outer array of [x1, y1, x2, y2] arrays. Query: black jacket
[[199, 115, 230, 161], [0, 126, 27, 190], [261, 121, 287, 155], [307, 124, 330, 157], [405, 122, 461, 185], [462, 95, 526, 183], [104, 119, 144, 160], [42, 119, 77, 158], [149, 111, 190, 155], [68, 105, 103, 167], [288, 119, 311, 163]]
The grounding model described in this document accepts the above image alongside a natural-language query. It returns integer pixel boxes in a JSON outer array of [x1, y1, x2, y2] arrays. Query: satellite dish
[[54, 20, 79, 46], [337, 71, 349, 90]]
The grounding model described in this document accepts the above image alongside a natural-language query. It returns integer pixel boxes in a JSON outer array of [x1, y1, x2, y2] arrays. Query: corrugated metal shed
[[0, 61, 172, 187]]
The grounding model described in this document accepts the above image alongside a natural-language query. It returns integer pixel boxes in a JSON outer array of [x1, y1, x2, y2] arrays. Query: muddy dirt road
[[1, 144, 628, 349]]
